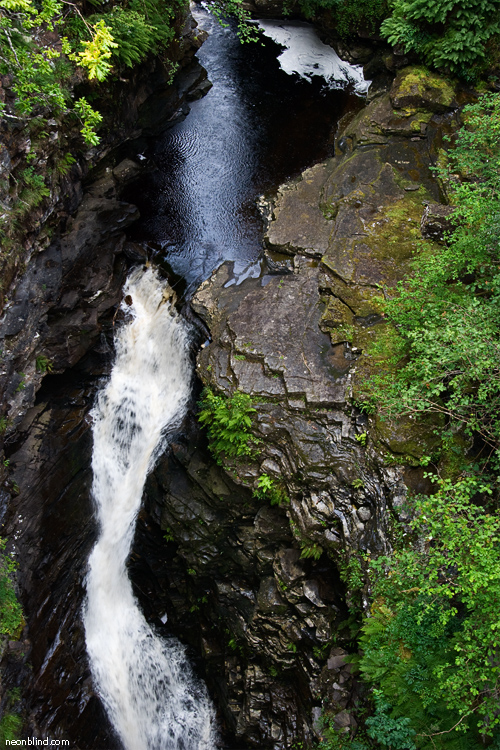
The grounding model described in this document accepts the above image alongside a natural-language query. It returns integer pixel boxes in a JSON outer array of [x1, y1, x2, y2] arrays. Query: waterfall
[[84, 267, 218, 750]]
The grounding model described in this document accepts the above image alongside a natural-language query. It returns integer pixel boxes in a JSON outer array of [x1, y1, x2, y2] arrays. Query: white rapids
[[258, 20, 370, 94], [84, 267, 218, 750]]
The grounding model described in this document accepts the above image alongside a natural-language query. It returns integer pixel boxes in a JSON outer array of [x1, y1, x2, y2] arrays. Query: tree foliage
[[380, 0, 500, 76], [359, 93, 500, 748], [360, 478, 500, 747], [293, 0, 388, 38], [0, 0, 185, 144]]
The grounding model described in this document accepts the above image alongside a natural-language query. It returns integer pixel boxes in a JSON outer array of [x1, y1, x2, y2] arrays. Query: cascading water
[[84, 267, 218, 750]]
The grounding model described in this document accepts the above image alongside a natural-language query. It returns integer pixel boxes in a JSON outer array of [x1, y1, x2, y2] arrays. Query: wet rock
[[257, 577, 288, 614], [327, 650, 348, 670], [420, 202, 455, 241], [2, 364, 120, 748], [0, 12, 213, 744], [186, 64, 454, 747], [390, 65, 458, 114]]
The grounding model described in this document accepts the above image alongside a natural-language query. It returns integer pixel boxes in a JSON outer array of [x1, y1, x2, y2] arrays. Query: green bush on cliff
[[380, 0, 500, 77], [198, 387, 257, 460], [253, 473, 289, 505], [358, 92, 500, 748], [0, 0, 185, 145], [359, 478, 500, 747], [0, 538, 23, 637], [294, 0, 388, 37]]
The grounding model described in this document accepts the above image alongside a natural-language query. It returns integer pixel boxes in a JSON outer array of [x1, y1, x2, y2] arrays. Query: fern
[[381, 0, 500, 75], [198, 387, 257, 460], [90, 8, 157, 67]]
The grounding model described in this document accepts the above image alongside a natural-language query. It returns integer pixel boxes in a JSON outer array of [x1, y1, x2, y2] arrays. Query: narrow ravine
[[80, 15, 371, 746], [84, 267, 218, 749], [125, 7, 365, 294]]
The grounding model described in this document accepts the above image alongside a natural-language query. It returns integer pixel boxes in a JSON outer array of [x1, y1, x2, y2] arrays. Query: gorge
[[0, 1, 493, 748]]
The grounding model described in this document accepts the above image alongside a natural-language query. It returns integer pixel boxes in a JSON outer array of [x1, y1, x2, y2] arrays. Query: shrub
[[0, 538, 23, 637], [0, 712, 22, 745], [299, 543, 323, 560], [198, 387, 257, 460], [359, 478, 500, 746], [35, 355, 53, 373], [380, 0, 500, 76], [294, 0, 388, 38], [253, 473, 289, 506]]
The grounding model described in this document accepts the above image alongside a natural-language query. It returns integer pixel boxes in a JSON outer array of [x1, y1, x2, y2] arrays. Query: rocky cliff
[[137, 66, 462, 748], [0, 40, 464, 746], [0, 14, 210, 744]]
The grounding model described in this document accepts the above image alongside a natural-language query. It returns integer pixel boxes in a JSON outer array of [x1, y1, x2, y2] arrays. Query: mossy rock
[[372, 412, 443, 464], [390, 66, 458, 114]]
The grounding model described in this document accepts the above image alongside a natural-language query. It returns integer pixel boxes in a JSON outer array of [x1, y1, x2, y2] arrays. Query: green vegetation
[[163, 527, 174, 542], [14, 374, 25, 393], [369, 93, 500, 458], [0, 712, 22, 746], [35, 355, 53, 373], [207, 0, 260, 42], [357, 93, 500, 748], [359, 479, 500, 747], [253, 473, 289, 506], [381, 0, 500, 78], [0, 0, 186, 146], [318, 715, 371, 749], [198, 387, 257, 461], [0, 538, 23, 637], [294, 0, 388, 38], [289, 0, 499, 77], [299, 543, 323, 560]]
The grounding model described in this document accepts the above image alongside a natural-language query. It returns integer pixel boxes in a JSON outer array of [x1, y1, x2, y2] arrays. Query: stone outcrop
[[147, 66, 457, 747]]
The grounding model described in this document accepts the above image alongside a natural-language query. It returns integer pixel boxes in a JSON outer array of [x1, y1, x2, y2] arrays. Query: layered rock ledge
[[164, 66, 460, 746]]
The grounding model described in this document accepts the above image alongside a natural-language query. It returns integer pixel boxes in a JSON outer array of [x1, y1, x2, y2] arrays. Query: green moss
[[392, 66, 456, 110], [373, 412, 442, 462]]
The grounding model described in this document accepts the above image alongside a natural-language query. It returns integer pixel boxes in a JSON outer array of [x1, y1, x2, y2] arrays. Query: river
[[86, 10, 368, 747], [125, 6, 365, 295]]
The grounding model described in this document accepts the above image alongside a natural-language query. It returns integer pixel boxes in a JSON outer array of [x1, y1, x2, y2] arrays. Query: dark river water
[[124, 6, 364, 295]]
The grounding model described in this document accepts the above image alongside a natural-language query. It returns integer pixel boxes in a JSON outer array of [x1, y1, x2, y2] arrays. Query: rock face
[[148, 67, 455, 747], [0, 61, 458, 748], [0, 24, 211, 745]]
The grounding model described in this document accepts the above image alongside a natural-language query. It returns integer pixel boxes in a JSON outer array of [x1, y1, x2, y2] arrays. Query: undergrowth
[[198, 387, 257, 461]]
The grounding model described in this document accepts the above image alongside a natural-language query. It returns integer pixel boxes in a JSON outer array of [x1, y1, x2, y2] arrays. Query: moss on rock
[[390, 65, 458, 114]]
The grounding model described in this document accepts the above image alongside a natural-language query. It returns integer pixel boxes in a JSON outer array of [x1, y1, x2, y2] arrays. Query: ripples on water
[[125, 7, 365, 294]]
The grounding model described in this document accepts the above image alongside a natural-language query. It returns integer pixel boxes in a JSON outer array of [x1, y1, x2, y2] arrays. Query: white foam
[[258, 20, 370, 94], [84, 267, 218, 750]]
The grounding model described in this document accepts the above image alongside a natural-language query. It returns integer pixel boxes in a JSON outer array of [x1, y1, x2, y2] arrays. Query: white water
[[258, 20, 370, 94], [84, 267, 218, 750]]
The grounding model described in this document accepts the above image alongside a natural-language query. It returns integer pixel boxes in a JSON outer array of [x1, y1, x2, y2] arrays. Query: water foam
[[258, 20, 370, 94], [84, 267, 218, 750]]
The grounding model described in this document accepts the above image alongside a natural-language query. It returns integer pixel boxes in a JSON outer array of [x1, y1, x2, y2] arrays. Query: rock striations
[[144, 66, 460, 747]]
